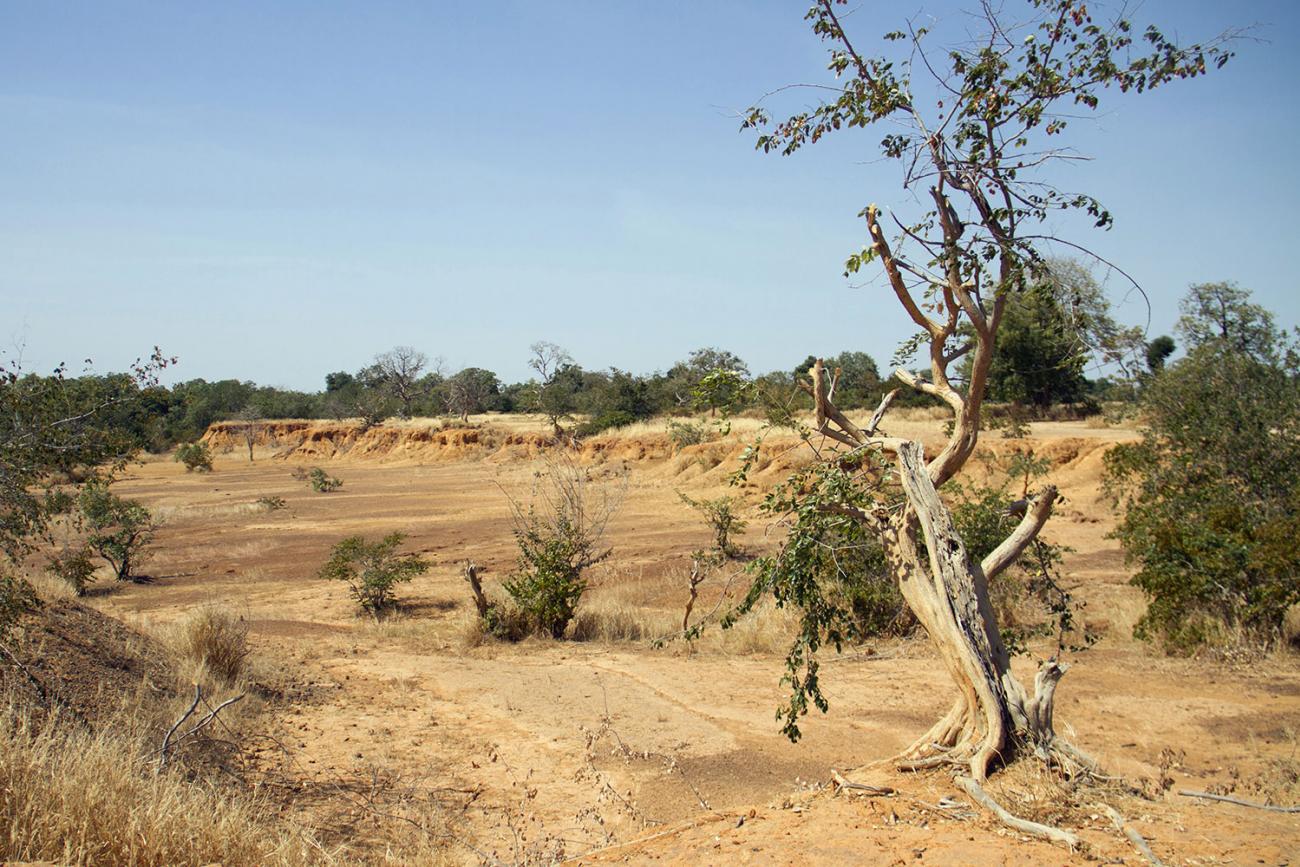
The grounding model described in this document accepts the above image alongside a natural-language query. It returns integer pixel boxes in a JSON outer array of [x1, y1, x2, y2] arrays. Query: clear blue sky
[[3, 1, 1297, 389]]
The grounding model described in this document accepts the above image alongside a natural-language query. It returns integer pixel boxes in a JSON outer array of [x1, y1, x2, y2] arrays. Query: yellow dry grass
[[0, 701, 313, 866]]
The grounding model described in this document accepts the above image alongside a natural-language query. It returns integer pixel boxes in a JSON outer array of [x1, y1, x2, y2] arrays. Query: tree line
[[18, 263, 1188, 453]]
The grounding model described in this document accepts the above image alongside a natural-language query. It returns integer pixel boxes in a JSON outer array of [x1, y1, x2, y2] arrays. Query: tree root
[[955, 775, 1080, 849]]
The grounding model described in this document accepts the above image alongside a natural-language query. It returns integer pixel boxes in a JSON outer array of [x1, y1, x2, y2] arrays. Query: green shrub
[[0, 573, 38, 642], [173, 442, 213, 473], [502, 509, 597, 639], [666, 419, 711, 450], [679, 493, 748, 557], [574, 410, 636, 438], [497, 457, 621, 639], [78, 480, 155, 582], [307, 468, 342, 493], [318, 532, 429, 616], [46, 545, 97, 596]]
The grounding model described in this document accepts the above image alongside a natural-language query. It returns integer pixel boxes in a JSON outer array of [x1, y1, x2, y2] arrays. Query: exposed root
[[956, 775, 1079, 849]]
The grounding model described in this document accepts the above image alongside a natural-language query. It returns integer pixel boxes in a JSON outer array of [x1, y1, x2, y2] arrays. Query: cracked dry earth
[[93, 421, 1298, 865]]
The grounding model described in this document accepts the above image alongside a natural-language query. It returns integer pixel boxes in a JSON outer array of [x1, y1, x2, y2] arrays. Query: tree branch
[[981, 486, 1059, 581]]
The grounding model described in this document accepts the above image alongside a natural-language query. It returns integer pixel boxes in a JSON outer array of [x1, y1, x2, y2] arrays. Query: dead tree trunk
[[793, 195, 1091, 782]]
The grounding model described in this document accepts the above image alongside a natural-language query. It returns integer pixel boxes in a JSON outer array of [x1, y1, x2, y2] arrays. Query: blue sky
[[2, 1, 1297, 389]]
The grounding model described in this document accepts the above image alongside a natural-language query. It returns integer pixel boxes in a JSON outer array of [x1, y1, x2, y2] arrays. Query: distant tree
[[444, 367, 500, 421], [985, 281, 1089, 409], [793, 351, 883, 409], [233, 406, 262, 462], [691, 367, 753, 418], [659, 347, 750, 412], [368, 346, 432, 418], [575, 368, 654, 436], [325, 371, 355, 393], [1176, 281, 1281, 361], [528, 342, 581, 439], [1145, 335, 1175, 373]]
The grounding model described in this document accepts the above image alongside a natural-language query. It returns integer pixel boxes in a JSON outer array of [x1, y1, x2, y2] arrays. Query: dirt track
[[92, 418, 1300, 864]]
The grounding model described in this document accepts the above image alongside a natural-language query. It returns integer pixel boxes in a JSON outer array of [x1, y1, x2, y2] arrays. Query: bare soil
[[82, 416, 1299, 864]]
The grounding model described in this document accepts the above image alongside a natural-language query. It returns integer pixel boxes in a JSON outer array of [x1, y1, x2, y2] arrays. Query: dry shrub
[[174, 606, 249, 686], [0, 702, 309, 866]]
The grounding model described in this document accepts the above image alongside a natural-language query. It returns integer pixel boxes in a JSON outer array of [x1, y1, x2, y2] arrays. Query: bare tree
[[233, 406, 261, 462], [735, 0, 1235, 814], [371, 346, 431, 419]]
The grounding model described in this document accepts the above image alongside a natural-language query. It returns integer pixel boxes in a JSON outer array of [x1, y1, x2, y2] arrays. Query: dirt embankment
[[203, 420, 678, 465], [201, 419, 1124, 491]]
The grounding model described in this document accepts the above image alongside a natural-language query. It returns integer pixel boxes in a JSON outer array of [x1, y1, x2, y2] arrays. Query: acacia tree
[[736, 0, 1232, 806]]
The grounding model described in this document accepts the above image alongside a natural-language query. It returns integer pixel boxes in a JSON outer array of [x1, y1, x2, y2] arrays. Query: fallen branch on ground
[[1177, 789, 1300, 813], [1104, 805, 1164, 866], [829, 768, 895, 797]]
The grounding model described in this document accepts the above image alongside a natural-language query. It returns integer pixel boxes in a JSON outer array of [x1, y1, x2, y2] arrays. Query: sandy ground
[[87, 418, 1299, 865]]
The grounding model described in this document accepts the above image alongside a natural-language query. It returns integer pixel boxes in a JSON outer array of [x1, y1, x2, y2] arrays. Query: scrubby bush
[[255, 495, 286, 511], [1106, 304, 1300, 652], [173, 441, 213, 473], [502, 509, 601, 639], [45, 545, 97, 596], [679, 493, 748, 557], [0, 573, 38, 642], [307, 467, 342, 493], [318, 532, 429, 616], [496, 457, 622, 639], [666, 419, 711, 450], [574, 410, 637, 438], [78, 480, 156, 582]]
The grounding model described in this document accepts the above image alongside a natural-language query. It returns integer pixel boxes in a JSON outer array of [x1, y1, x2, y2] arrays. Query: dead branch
[[1104, 805, 1165, 866], [158, 683, 202, 772], [956, 775, 1079, 849], [865, 388, 899, 437], [1177, 789, 1300, 813], [829, 768, 896, 797], [682, 555, 708, 633], [464, 562, 489, 618], [981, 486, 1059, 581]]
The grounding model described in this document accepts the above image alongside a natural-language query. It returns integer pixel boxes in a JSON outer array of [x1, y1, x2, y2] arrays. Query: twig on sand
[[1104, 805, 1164, 866], [1177, 789, 1300, 814]]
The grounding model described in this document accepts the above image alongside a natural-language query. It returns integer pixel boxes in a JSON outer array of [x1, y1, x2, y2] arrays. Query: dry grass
[[172, 606, 251, 686], [570, 599, 678, 643], [0, 699, 314, 866]]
